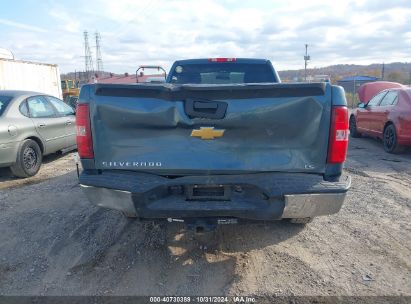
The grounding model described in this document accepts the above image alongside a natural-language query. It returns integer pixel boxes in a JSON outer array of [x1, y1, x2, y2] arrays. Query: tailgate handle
[[185, 99, 227, 119], [194, 101, 218, 109]]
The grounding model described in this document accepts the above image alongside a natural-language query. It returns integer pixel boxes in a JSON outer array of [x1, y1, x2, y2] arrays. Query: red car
[[350, 84, 411, 153]]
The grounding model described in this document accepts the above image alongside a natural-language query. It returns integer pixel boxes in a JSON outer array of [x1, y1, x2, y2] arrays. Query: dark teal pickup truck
[[76, 58, 351, 231]]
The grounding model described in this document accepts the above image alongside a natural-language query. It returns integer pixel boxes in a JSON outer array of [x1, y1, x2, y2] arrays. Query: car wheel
[[10, 139, 42, 178], [288, 217, 313, 225], [349, 116, 361, 138], [383, 124, 404, 154]]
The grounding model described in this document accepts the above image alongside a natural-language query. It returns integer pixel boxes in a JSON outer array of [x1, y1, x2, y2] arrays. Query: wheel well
[[383, 121, 394, 133], [26, 136, 44, 154]]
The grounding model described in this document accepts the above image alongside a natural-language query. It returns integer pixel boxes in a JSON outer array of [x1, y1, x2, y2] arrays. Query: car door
[[372, 91, 398, 137], [27, 95, 67, 154], [46, 96, 76, 149], [357, 91, 387, 135]]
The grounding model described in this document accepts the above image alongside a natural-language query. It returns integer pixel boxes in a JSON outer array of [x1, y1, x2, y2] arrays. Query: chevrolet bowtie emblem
[[191, 127, 225, 140]]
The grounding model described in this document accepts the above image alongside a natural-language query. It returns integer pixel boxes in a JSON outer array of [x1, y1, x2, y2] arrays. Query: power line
[[83, 31, 94, 80], [304, 44, 310, 82], [95, 31, 104, 75]]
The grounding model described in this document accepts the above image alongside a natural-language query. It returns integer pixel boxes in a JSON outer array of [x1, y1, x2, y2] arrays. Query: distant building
[[313, 75, 330, 82], [287, 74, 330, 83], [305, 75, 330, 82], [337, 76, 379, 94]]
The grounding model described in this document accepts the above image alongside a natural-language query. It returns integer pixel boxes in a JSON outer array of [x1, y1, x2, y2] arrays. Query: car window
[[27, 96, 56, 118], [367, 91, 387, 107], [46, 96, 75, 116], [169, 63, 276, 84], [379, 91, 398, 106], [0, 96, 13, 116], [19, 100, 29, 117]]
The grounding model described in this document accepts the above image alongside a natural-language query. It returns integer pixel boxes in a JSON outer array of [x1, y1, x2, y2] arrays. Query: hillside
[[278, 62, 411, 84]]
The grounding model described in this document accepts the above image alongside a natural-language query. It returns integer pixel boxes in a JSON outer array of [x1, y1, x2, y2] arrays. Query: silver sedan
[[0, 90, 76, 177]]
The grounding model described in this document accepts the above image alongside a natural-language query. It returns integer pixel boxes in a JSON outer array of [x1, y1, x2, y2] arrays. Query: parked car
[[350, 86, 411, 153], [0, 90, 76, 177], [356, 81, 403, 104]]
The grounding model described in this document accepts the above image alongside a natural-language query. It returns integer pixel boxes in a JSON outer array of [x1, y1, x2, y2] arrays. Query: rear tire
[[349, 116, 361, 138], [383, 124, 404, 154], [288, 217, 313, 225], [10, 139, 42, 178]]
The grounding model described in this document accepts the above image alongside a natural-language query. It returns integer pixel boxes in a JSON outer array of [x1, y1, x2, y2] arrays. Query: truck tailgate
[[88, 83, 331, 174]]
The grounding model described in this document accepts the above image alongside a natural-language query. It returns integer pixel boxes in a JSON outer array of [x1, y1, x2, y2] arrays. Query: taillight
[[208, 58, 237, 62], [76, 104, 94, 158], [327, 106, 349, 164]]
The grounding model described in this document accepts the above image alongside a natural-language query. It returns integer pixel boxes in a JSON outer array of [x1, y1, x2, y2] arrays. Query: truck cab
[[166, 58, 280, 84]]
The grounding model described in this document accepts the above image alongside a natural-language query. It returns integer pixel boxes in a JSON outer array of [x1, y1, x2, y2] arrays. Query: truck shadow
[[49, 210, 305, 295], [165, 220, 305, 253], [145, 221, 305, 295]]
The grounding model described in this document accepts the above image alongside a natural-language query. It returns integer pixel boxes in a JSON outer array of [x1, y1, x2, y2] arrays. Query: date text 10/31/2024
[[149, 296, 256, 303]]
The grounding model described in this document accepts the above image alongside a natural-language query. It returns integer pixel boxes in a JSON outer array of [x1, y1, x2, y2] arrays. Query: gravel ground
[[0, 138, 410, 297]]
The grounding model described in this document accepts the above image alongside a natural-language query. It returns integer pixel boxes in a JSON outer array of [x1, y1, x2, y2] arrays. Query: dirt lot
[[0, 138, 410, 297]]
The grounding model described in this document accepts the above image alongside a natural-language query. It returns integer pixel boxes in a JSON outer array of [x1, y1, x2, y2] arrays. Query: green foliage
[[385, 72, 409, 84], [345, 92, 358, 109]]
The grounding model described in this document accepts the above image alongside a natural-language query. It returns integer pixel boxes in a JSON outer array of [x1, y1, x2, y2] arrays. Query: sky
[[1, 0, 411, 73]]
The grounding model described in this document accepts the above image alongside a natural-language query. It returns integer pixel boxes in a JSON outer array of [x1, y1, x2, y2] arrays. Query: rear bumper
[[0, 141, 19, 167], [79, 171, 351, 220]]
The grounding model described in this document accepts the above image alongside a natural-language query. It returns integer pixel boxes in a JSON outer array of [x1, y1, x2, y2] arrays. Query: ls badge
[[191, 127, 225, 140]]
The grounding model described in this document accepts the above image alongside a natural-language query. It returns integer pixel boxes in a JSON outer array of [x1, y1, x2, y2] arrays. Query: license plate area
[[185, 185, 231, 201]]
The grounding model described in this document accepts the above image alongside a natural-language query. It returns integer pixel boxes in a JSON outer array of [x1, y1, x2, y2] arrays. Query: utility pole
[[95, 31, 104, 76], [409, 64, 411, 85], [381, 62, 385, 80], [353, 76, 356, 108], [304, 44, 310, 82], [83, 31, 94, 81]]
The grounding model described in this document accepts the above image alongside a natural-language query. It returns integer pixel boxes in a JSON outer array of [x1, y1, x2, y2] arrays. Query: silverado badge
[[191, 127, 225, 140]]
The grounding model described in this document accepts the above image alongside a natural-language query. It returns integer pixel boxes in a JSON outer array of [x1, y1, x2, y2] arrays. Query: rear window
[[0, 96, 13, 116], [169, 63, 276, 84]]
